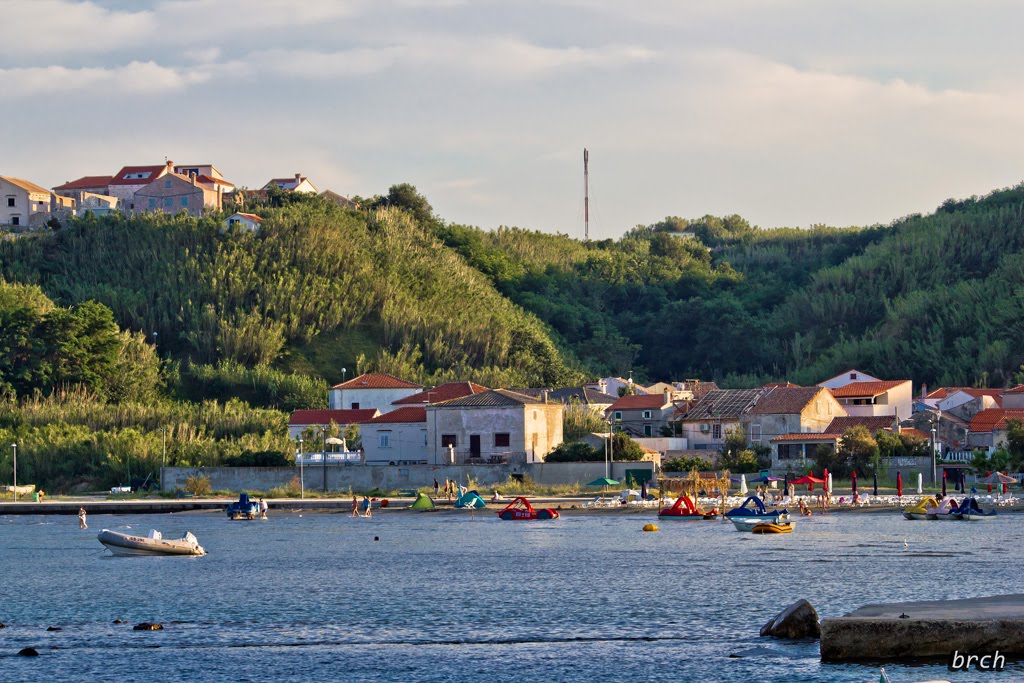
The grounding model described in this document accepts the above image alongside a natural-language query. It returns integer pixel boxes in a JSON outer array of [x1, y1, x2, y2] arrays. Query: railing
[[447, 449, 525, 465], [943, 451, 974, 463], [295, 451, 362, 465]]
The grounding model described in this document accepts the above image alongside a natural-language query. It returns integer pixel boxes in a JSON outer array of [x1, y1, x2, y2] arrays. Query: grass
[[279, 321, 383, 381]]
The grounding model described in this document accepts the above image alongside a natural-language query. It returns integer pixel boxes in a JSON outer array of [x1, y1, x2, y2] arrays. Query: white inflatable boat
[[97, 529, 206, 556]]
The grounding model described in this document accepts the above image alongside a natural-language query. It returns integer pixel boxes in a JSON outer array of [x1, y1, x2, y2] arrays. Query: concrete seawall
[[820, 595, 1024, 661]]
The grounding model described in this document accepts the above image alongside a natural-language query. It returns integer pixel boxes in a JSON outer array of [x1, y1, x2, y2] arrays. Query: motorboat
[[730, 514, 789, 532], [902, 496, 938, 520], [658, 495, 717, 520], [931, 497, 962, 521], [497, 497, 559, 520], [226, 492, 259, 520], [751, 521, 794, 534], [959, 497, 997, 521], [98, 529, 205, 556], [724, 496, 788, 522]]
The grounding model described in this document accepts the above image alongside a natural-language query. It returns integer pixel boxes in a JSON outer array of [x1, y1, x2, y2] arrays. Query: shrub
[[183, 474, 212, 496]]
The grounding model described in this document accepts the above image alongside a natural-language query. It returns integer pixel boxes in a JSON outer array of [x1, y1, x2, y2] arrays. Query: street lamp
[[298, 437, 304, 499], [322, 426, 328, 494], [931, 414, 939, 485], [10, 443, 16, 502]]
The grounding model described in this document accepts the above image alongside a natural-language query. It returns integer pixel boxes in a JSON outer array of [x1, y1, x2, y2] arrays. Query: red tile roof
[[233, 213, 263, 223], [828, 380, 908, 398], [608, 394, 672, 411], [110, 165, 168, 185], [364, 406, 427, 424], [824, 416, 897, 434], [53, 175, 113, 191], [770, 433, 840, 442], [968, 409, 1024, 433], [1003, 385, 1024, 395], [749, 387, 823, 415], [197, 174, 234, 186], [330, 373, 421, 390], [900, 427, 929, 440], [927, 387, 1005, 405], [392, 381, 489, 405], [289, 408, 379, 425]]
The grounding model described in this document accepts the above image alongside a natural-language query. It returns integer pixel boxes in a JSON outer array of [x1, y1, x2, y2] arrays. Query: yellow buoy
[[642, 523, 659, 532]]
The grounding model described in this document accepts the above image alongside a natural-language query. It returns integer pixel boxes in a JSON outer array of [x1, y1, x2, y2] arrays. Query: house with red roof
[[818, 370, 913, 420], [1, 176, 55, 227], [1001, 385, 1024, 410], [133, 171, 224, 217], [262, 173, 317, 194], [967, 408, 1024, 452], [328, 373, 422, 414], [361, 407, 429, 465], [225, 212, 263, 232], [53, 175, 113, 203], [392, 381, 489, 406], [606, 393, 678, 437], [287, 408, 380, 439], [108, 162, 173, 208]]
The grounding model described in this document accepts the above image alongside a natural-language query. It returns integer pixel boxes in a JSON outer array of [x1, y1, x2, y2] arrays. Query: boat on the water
[[902, 496, 938, 520], [730, 514, 789, 532], [497, 497, 558, 520], [959, 497, 997, 521], [97, 529, 205, 556], [931, 497, 962, 520], [658, 495, 717, 520], [751, 521, 793, 534], [226, 492, 259, 520], [724, 496, 788, 522]]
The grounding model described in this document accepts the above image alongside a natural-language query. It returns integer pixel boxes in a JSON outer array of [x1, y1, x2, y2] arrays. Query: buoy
[[642, 523, 659, 532], [374, 536, 379, 541]]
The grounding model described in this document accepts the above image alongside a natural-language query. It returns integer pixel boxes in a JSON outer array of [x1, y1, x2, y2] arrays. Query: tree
[[1004, 419, 1024, 471], [545, 441, 600, 462], [610, 432, 646, 461], [663, 455, 710, 472], [382, 183, 435, 226], [830, 426, 879, 477]]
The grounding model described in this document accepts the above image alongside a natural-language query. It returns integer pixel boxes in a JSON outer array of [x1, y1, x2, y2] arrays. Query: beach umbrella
[[739, 474, 748, 495], [986, 471, 992, 493], [941, 470, 947, 497], [641, 480, 648, 500], [896, 471, 903, 498], [851, 471, 857, 496], [872, 470, 878, 496], [823, 468, 829, 493], [827, 472, 833, 494], [587, 477, 619, 493], [916, 472, 923, 495], [960, 470, 967, 493], [978, 472, 1015, 485]]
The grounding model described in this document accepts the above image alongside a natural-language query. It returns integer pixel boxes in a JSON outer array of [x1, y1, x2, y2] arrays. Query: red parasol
[[896, 471, 903, 497], [987, 471, 992, 493], [791, 474, 825, 491]]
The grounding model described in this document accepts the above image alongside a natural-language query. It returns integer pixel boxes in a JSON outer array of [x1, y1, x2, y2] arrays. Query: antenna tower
[[583, 148, 589, 241]]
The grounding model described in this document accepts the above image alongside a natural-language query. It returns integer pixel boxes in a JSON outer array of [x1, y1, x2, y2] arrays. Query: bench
[[175, 491, 195, 499]]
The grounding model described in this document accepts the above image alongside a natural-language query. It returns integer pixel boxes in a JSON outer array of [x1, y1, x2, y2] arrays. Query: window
[[378, 432, 391, 448], [181, 197, 188, 207], [494, 433, 510, 448], [11, 216, 19, 226], [441, 434, 457, 447], [164, 179, 172, 189], [644, 425, 653, 436], [350, 402, 360, 409], [614, 411, 622, 422], [712, 423, 722, 439], [421, 430, 428, 446], [750, 424, 762, 442], [6, 197, 14, 207], [164, 197, 172, 209], [149, 198, 156, 209], [642, 410, 652, 420], [849, 372, 857, 380]]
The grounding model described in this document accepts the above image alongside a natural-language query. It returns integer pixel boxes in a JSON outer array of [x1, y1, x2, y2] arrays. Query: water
[[0, 509, 1021, 682]]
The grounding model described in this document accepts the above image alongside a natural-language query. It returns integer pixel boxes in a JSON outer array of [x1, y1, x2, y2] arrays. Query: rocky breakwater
[[820, 594, 1024, 661]]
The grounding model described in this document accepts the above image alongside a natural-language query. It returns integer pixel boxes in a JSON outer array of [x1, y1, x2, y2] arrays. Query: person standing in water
[[362, 495, 372, 517], [78, 507, 88, 529], [351, 495, 359, 518], [259, 497, 268, 520]]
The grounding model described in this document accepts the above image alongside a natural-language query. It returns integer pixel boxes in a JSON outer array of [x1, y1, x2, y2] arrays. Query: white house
[[361, 407, 429, 465], [824, 379, 913, 420], [1, 176, 53, 227], [328, 373, 422, 414], [817, 369, 882, 390], [225, 212, 264, 232], [263, 173, 318, 194]]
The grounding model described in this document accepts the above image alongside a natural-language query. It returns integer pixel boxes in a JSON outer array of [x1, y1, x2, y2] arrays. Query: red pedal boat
[[658, 495, 718, 520], [497, 497, 559, 520]]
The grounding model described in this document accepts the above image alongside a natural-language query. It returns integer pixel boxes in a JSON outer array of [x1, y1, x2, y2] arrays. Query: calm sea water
[[0, 507, 1021, 683]]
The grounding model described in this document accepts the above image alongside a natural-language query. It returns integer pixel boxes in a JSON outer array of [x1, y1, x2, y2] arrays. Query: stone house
[[361, 407, 429, 465], [549, 387, 617, 415], [675, 388, 766, 451], [0, 176, 53, 227], [426, 389, 563, 464], [328, 373, 422, 414], [391, 381, 489, 407], [606, 393, 677, 437], [53, 175, 113, 204], [133, 171, 223, 218], [743, 386, 845, 447], [108, 163, 172, 210]]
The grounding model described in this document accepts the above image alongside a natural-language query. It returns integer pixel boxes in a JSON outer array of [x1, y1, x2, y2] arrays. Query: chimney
[[191, 174, 197, 187], [543, 390, 549, 404], [920, 383, 928, 399], [295, 173, 302, 181], [166, 160, 174, 172]]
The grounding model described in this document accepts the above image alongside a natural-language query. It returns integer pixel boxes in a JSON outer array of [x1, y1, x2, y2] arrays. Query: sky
[[5, 0, 1024, 239]]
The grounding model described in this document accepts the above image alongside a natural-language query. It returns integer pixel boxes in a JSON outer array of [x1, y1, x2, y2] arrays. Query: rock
[[46, 626, 62, 632], [112, 619, 125, 624], [729, 646, 788, 658], [133, 622, 163, 631], [17, 647, 39, 657], [0, 622, 6, 628], [760, 599, 821, 639]]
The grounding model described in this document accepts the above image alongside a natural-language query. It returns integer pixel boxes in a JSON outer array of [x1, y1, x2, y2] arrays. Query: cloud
[[0, 60, 215, 97]]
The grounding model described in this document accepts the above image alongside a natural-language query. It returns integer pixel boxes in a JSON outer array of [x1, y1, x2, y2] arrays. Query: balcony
[[295, 451, 362, 465]]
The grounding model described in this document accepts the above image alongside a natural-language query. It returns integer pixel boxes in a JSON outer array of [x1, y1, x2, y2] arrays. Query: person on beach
[[433, 479, 439, 496], [362, 495, 372, 517], [259, 497, 268, 520], [78, 507, 88, 529], [798, 499, 812, 516], [351, 495, 359, 518]]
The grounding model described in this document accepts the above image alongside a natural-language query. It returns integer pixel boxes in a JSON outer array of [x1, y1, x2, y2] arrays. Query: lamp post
[[931, 415, 938, 486], [298, 437, 304, 499], [322, 426, 328, 494], [11, 443, 16, 501]]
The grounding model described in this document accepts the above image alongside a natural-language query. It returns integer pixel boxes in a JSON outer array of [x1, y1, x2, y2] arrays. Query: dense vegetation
[[5, 180, 1024, 489]]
